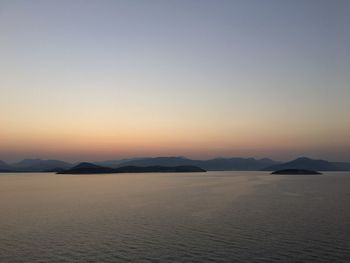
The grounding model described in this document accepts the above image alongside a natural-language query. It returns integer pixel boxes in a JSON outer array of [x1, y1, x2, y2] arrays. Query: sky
[[0, 0, 349, 162]]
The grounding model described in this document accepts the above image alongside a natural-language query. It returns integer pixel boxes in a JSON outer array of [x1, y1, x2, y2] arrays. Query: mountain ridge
[[0, 160, 12, 170], [105, 156, 281, 171], [1, 156, 350, 172], [263, 157, 340, 171], [58, 163, 206, 174]]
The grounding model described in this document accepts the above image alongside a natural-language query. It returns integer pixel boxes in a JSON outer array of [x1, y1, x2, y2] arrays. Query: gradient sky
[[0, 0, 349, 162]]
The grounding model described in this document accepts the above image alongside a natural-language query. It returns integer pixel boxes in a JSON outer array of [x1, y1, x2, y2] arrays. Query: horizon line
[[2, 155, 350, 164]]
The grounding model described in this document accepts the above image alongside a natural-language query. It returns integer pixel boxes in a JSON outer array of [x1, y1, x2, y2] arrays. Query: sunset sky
[[0, 0, 349, 162]]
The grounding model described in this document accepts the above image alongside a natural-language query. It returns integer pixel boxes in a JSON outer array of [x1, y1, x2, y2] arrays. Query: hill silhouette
[[272, 169, 322, 175], [108, 157, 280, 171], [58, 162, 115, 174], [263, 157, 339, 171], [58, 163, 206, 174], [11, 159, 73, 172], [0, 160, 12, 171], [1, 156, 350, 172]]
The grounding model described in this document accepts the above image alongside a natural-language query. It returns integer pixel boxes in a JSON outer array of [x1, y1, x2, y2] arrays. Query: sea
[[0, 171, 349, 262]]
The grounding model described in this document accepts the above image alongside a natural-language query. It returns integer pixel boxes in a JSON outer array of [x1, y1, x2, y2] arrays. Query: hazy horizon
[[1, 154, 350, 165], [1, 0, 349, 162]]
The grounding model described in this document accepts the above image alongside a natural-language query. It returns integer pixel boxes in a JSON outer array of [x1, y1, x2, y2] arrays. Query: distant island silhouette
[[57, 162, 206, 174], [271, 169, 322, 175], [263, 157, 339, 171], [0, 156, 349, 173]]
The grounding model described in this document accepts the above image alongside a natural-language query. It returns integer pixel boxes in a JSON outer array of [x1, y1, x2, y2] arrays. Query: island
[[57, 162, 206, 174], [271, 169, 322, 175]]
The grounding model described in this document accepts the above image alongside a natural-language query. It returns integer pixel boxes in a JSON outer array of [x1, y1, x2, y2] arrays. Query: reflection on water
[[0, 171, 349, 262]]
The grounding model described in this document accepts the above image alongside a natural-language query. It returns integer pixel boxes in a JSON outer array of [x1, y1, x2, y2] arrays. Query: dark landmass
[[114, 165, 206, 173], [1, 156, 350, 173], [0, 160, 13, 171], [102, 156, 280, 171], [95, 158, 145, 168], [11, 159, 73, 172], [57, 163, 206, 174], [332, 162, 350, 171], [263, 157, 340, 171], [99, 156, 350, 171], [272, 169, 322, 175], [0, 169, 18, 173], [58, 162, 115, 174], [0, 159, 74, 173], [0, 157, 280, 172]]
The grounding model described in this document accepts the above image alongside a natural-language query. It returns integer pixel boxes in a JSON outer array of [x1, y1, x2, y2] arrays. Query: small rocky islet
[[271, 169, 322, 175]]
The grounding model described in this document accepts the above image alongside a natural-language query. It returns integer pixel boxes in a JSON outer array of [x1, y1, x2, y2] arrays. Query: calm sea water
[[0, 171, 349, 262]]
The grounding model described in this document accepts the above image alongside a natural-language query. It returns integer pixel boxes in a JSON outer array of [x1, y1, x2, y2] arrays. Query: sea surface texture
[[0, 171, 349, 262]]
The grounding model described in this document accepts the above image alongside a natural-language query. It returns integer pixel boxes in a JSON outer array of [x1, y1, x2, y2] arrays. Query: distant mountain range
[[0, 156, 350, 172], [262, 157, 350, 171], [97, 157, 280, 171], [58, 162, 206, 174], [0, 159, 73, 172], [0, 160, 14, 172]]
